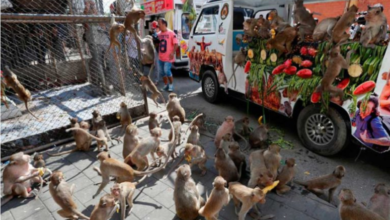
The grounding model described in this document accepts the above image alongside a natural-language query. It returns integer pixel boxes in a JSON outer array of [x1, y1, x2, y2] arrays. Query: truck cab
[[188, 0, 390, 155]]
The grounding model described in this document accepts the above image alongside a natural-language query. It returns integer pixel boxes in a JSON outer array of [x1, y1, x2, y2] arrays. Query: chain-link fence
[[1, 0, 148, 157]]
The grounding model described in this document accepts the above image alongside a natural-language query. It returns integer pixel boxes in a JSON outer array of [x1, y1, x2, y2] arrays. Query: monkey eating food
[[360, 5, 388, 48], [248, 150, 274, 188], [331, 5, 359, 45], [293, 0, 317, 43]]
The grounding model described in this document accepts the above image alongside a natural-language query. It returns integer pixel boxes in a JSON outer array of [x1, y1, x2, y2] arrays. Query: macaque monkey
[[49, 171, 90, 219], [139, 35, 157, 75], [117, 102, 132, 134], [243, 18, 259, 37], [367, 183, 390, 220], [313, 17, 340, 41], [167, 93, 185, 123], [239, 116, 251, 136], [275, 158, 296, 195], [90, 194, 117, 220], [249, 124, 269, 149], [91, 109, 111, 142], [339, 188, 385, 220], [2, 66, 40, 120], [331, 5, 359, 45], [139, 75, 165, 107], [148, 111, 162, 132], [248, 150, 274, 188], [264, 144, 282, 180], [92, 149, 173, 199], [123, 124, 139, 161], [219, 132, 233, 153], [184, 143, 208, 176], [1, 152, 44, 206], [268, 10, 289, 32], [228, 142, 247, 176], [187, 125, 200, 145], [315, 46, 353, 102], [105, 16, 125, 55], [266, 26, 298, 57], [33, 152, 45, 168], [154, 118, 176, 165], [67, 127, 109, 152], [199, 176, 230, 220], [229, 48, 247, 89], [169, 115, 182, 147], [174, 164, 205, 220], [123, 0, 146, 60], [126, 127, 162, 170], [215, 147, 241, 183], [110, 177, 147, 220], [295, 165, 346, 203], [360, 5, 388, 48], [228, 182, 268, 220], [293, 0, 317, 43], [215, 116, 246, 149], [185, 113, 205, 134]]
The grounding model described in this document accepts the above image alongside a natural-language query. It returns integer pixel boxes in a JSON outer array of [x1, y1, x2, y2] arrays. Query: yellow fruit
[[261, 50, 267, 61], [248, 49, 254, 59], [270, 53, 277, 62], [348, 64, 363, 77], [262, 180, 280, 194], [185, 155, 191, 162], [258, 116, 263, 125], [292, 55, 302, 65], [38, 167, 45, 176]]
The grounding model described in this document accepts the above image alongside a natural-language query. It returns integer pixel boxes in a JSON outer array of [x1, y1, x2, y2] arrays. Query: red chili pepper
[[300, 60, 312, 68], [296, 69, 312, 79], [336, 78, 350, 90], [244, 61, 251, 73], [307, 47, 317, 56], [311, 91, 321, 103], [353, 81, 376, 95], [284, 59, 292, 68], [283, 66, 297, 75], [300, 47, 308, 55], [272, 64, 286, 75]]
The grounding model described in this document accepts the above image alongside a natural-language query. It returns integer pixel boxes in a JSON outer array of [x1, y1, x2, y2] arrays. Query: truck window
[[254, 9, 273, 20], [194, 5, 219, 35], [233, 7, 253, 30], [182, 13, 191, 39]]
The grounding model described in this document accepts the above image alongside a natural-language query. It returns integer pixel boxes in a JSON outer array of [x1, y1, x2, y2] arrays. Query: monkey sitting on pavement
[[148, 111, 163, 133], [167, 93, 186, 123], [169, 115, 182, 148], [90, 193, 118, 220], [187, 125, 200, 145], [215, 147, 242, 183], [199, 176, 230, 220], [228, 142, 247, 177], [275, 158, 295, 195], [117, 102, 132, 135], [263, 144, 282, 180], [366, 183, 390, 220]]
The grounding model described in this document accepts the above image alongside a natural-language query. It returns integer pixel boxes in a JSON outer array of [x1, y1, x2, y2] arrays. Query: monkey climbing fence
[[0, 0, 147, 158]]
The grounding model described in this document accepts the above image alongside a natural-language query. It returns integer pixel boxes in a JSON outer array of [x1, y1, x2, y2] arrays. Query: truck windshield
[[182, 13, 191, 39], [194, 5, 219, 35]]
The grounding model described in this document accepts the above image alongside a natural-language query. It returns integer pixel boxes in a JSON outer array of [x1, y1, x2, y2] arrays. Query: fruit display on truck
[[187, 0, 390, 156]]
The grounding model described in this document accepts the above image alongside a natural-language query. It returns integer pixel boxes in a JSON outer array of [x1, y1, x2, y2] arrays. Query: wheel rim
[[204, 76, 215, 98], [305, 114, 335, 146]]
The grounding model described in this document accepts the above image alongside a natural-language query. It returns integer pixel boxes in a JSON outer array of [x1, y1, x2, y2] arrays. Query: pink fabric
[[158, 29, 178, 62]]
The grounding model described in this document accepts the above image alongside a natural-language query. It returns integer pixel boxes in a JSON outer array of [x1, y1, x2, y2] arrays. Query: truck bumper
[[172, 60, 189, 70]]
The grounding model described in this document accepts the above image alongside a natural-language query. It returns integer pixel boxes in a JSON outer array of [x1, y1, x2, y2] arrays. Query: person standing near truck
[[157, 18, 178, 92]]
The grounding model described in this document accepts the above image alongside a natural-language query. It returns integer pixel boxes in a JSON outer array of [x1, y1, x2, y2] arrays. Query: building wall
[[304, 0, 390, 26]]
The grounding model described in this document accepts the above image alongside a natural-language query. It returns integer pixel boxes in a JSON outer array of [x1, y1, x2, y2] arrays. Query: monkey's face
[[333, 166, 346, 178], [258, 171, 274, 186], [34, 154, 43, 161], [149, 112, 157, 118], [339, 189, 355, 203], [190, 125, 199, 133], [243, 20, 251, 31], [100, 194, 116, 208], [349, 5, 358, 13], [111, 184, 121, 199], [184, 144, 193, 156], [139, 11, 146, 19], [294, 0, 303, 6], [172, 116, 180, 122], [69, 117, 78, 124], [286, 158, 295, 167], [225, 116, 234, 124], [229, 143, 239, 151], [374, 183, 387, 194], [269, 144, 281, 153], [169, 93, 177, 100]]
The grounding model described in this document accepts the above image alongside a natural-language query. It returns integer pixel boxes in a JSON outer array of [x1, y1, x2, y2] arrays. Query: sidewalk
[[1, 105, 339, 220]]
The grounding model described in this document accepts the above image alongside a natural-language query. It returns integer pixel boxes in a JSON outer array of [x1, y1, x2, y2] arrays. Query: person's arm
[[205, 41, 212, 46], [379, 84, 390, 108], [360, 118, 390, 146], [169, 32, 179, 60]]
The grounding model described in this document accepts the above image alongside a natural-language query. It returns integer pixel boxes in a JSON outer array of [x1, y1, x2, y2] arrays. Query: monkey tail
[[234, 131, 249, 152], [24, 101, 39, 120], [47, 148, 78, 156], [66, 128, 105, 142], [1, 195, 14, 206], [237, 162, 244, 181], [134, 175, 147, 186], [72, 209, 90, 220], [227, 65, 239, 89], [184, 113, 204, 135], [293, 179, 308, 187]]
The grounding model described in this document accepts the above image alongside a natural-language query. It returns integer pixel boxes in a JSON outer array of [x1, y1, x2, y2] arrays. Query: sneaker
[[161, 84, 169, 91], [168, 84, 174, 92]]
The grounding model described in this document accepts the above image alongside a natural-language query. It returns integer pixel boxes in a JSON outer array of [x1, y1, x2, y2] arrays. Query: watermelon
[[272, 64, 286, 75], [244, 61, 251, 73], [284, 59, 292, 68], [300, 60, 312, 68], [311, 91, 321, 103], [336, 78, 350, 90], [284, 66, 297, 75], [300, 47, 308, 55], [353, 81, 376, 95], [296, 69, 312, 79]]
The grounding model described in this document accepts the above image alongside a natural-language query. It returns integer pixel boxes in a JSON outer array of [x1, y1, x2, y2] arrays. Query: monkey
[[110, 176, 147, 220], [125, 127, 162, 170], [123, 124, 139, 162], [89, 193, 117, 220], [1, 80, 9, 109], [315, 46, 353, 103], [339, 188, 385, 220], [239, 116, 251, 137], [91, 109, 112, 143], [293, 0, 317, 43], [49, 171, 90, 219], [33, 152, 45, 168], [198, 176, 230, 220], [169, 115, 182, 147], [174, 164, 205, 220], [2, 66, 40, 120], [92, 145, 174, 199], [148, 111, 163, 132], [215, 147, 241, 183], [139, 35, 157, 76], [123, 0, 146, 60], [185, 113, 206, 134], [243, 18, 259, 38], [266, 26, 298, 57], [228, 182, 268, 220], [66, 127, 109, 152], [187, 125, 200, 145], [360, 5, 388, 48], [154, 118, 177, 166], [167, 93, 185, 123], [248, 150, 274, 188], [249, 123, 269, 149], [331, 5, 359, 45], [1, 152, 45, 206], [184, 143, 208, 176], [263, 144, 282, 180], [295, 165, 346, 203], [214, 116, 248, 151], [229, 48, 247, 90], [313, 17, 340, 41], [117, 102, 132, 134], [219, 132, 233, 154], [139, 75, 165, 107], [275, 158, 295, 195], [268, 9, 289, 33], [366, 183, 390, 220], [228, 142, 247, 177], [105, 16, 126, 55]]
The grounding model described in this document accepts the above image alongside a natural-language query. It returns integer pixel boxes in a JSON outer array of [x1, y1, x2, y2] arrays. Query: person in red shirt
[[195, 36, 212, 52], [157, 18, 178, 92]]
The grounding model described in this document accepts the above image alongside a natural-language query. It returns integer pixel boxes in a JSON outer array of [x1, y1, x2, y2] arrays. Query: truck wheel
[[297, 104, 349, 156], [202, 70, 220, 103]]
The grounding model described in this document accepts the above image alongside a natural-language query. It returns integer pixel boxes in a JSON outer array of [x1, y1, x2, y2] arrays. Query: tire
[[202, 70, 221, 103], [297, 104, 349, 156]]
